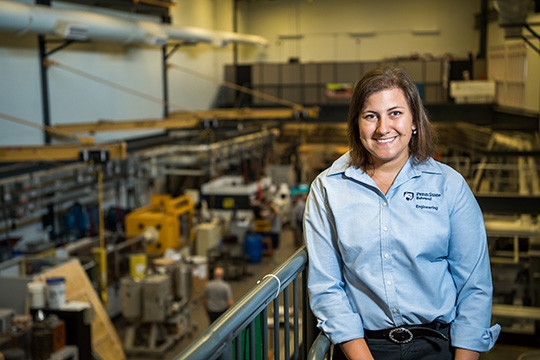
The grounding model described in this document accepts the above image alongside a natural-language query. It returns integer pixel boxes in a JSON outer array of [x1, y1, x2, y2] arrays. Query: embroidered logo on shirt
[[404, 191, 441, 210], [403, 192, 414, 201], [415, 192, 441, 201], [403, 191, 442, 211], [416, 204, 438, 211]]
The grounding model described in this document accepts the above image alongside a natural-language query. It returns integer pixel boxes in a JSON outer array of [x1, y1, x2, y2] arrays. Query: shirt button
[[383, 227, 388, 232], [382, 202, 387, 206], [392, 308, 397, 313], [384, 253, 389, 258], [386, 281, 392, 285]]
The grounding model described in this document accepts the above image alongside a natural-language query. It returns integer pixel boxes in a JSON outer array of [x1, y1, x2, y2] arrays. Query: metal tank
[[120, 277, 142, 322], [173, 263, 192, 301]]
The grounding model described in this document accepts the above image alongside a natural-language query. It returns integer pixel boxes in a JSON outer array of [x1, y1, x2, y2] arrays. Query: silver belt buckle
[[388, 327, 413, 344]]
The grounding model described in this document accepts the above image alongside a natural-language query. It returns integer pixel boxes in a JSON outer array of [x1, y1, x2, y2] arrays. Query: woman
[[304, 67, 500, 360]]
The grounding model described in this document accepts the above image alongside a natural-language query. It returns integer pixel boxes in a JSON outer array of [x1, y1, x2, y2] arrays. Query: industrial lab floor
[[120, 227, 540, 360]]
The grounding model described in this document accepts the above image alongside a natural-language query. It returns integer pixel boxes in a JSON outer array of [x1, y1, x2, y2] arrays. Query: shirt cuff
[[318, 313, 364, 344], [450, 323, 501, 352]]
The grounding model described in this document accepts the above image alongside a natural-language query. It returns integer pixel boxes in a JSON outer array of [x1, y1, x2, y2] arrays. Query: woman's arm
[[446, 175, 500, 351], [339, 338, 374, 360], [304, 177, 365, 344], [454, 348, 480, 360]]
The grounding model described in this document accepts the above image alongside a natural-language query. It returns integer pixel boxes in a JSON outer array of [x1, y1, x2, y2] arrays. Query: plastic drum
[[46, 277, 66, 309], [27, 282, 46, 309], [244, 233, 263, 263]]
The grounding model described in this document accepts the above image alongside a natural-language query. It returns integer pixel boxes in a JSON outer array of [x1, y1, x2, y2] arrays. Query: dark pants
[[333, 325, 453, 360], [270, 232, 280, 249], [294, 221, 304, 247], [208, 310, 226, 324]]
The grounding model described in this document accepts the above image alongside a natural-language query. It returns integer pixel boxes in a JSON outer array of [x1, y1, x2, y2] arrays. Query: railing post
[[302, 266, 319, 358], [219, 340, 233, 360], [274, 298, 280, 360]]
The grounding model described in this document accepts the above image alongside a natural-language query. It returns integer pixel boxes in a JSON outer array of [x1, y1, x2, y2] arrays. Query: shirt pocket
[[398, 199, 450, 261]]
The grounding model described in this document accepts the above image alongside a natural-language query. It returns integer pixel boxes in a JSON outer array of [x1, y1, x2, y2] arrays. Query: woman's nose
[[376, 116, 391, 134]]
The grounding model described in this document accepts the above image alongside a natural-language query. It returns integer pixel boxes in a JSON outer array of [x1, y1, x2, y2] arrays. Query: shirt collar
[[327, 151, 352, 176], [327, 151, 442, 183]]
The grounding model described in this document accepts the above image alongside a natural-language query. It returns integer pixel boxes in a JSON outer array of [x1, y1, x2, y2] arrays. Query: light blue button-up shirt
[[305, 152, 500, 352]]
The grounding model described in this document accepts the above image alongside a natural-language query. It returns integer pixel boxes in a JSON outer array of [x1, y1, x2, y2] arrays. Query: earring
[[412, 129, 418, 135]]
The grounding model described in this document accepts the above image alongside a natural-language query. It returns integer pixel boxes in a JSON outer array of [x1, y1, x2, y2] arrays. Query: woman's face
[[358, 87, 416, 169]]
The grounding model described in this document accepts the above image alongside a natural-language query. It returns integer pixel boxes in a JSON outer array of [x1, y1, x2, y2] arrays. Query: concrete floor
[[119, 226, 540, 360]]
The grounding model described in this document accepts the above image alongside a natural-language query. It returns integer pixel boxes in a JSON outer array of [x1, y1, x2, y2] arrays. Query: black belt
[[364, 322, 450, 344]]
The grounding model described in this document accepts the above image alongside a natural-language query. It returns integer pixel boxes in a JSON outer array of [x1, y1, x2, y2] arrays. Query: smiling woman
[[347, 67, 437, 176], [358, 87, 415, 189], [304, 67, 501, 360]]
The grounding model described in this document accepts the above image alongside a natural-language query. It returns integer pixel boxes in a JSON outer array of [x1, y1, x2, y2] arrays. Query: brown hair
[[347, 66, 437, 170]]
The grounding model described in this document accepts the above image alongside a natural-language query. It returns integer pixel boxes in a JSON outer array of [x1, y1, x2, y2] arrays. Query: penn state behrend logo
[[403, 191, 414, 201]]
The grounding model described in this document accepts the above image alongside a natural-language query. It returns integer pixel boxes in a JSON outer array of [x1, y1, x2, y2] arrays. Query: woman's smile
[[376, 136, 397, 144]]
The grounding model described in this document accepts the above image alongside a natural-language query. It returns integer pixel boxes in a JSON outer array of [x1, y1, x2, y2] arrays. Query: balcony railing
[[174, 246, 326, 360]]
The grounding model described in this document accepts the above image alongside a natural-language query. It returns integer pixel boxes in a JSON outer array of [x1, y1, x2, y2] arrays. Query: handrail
[[307, 332, 332, 360], [174, 246, 312, 360]]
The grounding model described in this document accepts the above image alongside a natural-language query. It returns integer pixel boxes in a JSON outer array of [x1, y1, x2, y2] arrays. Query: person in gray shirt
[[202, 267, 234, 324]]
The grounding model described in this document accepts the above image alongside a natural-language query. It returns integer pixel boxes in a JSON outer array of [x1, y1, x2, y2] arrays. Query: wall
[[167, 1, 235, 114], [0, 0, 261, 146], [237, 0, 481, 63]]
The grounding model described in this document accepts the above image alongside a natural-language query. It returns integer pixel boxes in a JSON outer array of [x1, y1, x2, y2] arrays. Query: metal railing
[[307, 332, 332, 360], [175, 246, 319, 360]]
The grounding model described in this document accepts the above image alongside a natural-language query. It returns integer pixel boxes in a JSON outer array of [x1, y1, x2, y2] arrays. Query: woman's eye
[[390, 111, 401, 116], [363, 114, 377, 121]]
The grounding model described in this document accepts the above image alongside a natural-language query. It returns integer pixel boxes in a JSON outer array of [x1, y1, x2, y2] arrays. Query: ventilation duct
[[0, 0, 268, 47], [493, 0, 535, 38]]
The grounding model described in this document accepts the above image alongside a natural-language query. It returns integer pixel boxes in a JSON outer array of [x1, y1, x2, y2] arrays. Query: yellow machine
[[125, 194, 195, 255]]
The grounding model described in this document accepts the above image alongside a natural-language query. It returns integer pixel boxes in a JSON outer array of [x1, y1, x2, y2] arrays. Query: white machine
[[121, 266, 196, 356]]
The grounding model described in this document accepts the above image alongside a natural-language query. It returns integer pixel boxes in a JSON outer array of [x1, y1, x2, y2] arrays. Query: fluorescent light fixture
[[411, 28, 440, 36], [278, 34, 304, 40], [348, 31, 376, 38]]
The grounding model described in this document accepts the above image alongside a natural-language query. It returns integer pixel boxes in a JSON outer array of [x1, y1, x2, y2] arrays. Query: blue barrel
[[244, 233, 263, 263]]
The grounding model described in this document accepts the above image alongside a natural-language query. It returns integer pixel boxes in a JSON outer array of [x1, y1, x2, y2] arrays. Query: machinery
[[121, 274, 175, 355], [120, 261, 197, 356], [125, 194, 195, 255], [200, 175, 273, 224]]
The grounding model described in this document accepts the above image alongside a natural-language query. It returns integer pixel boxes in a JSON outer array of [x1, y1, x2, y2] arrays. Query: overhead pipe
[[0, 0, 268, 47], [132, 128, 280, 159]]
